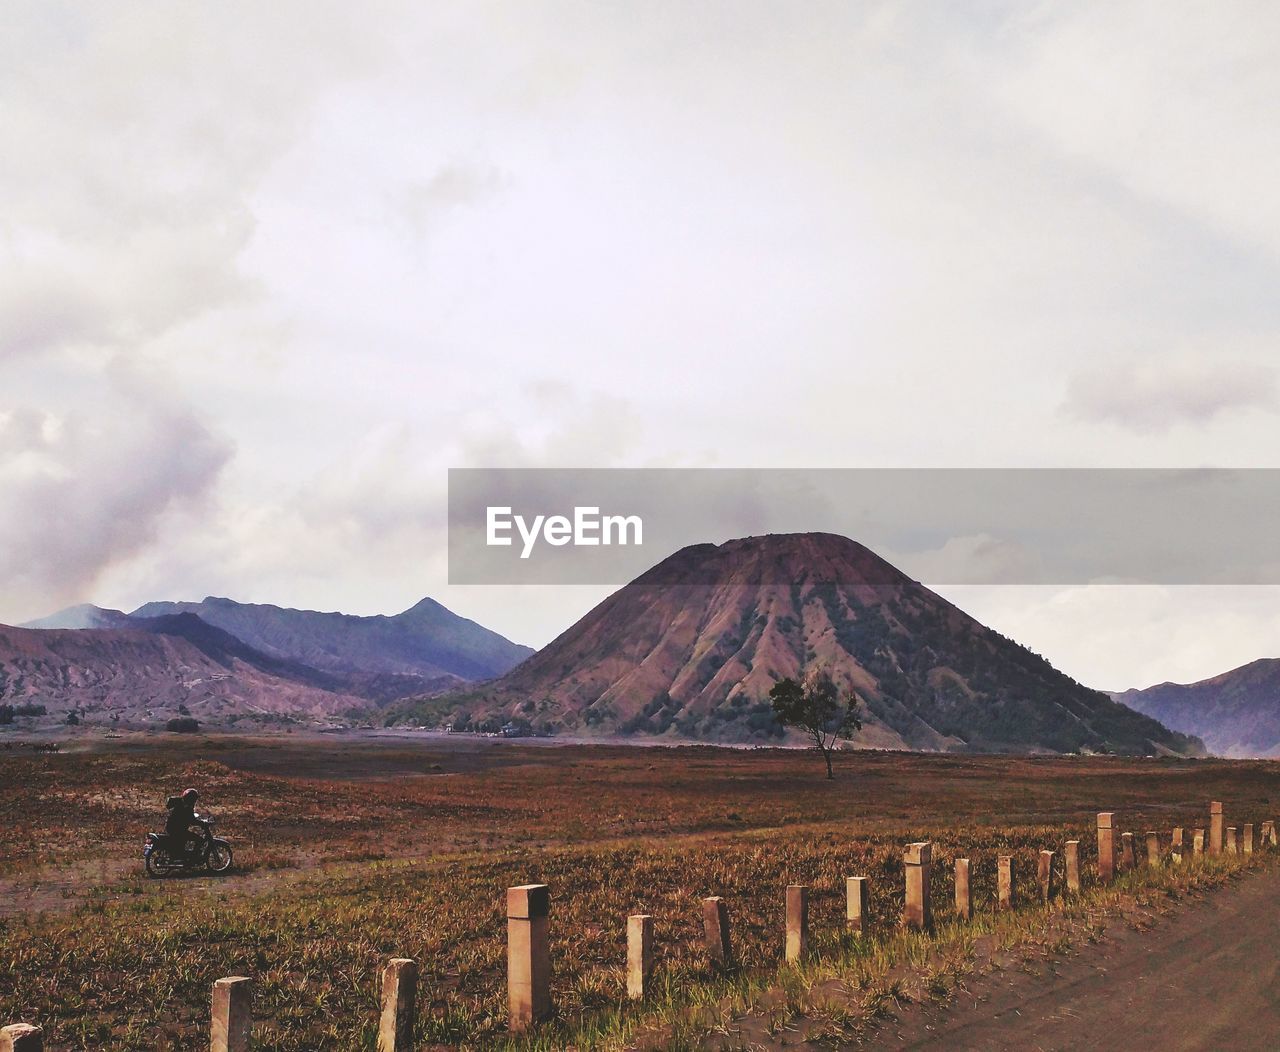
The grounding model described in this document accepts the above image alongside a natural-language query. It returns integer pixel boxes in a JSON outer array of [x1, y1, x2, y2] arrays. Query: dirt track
[[873, 866, 1280, 1051]]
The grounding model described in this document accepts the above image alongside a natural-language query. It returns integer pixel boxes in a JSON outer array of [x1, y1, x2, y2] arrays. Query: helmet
[[182, 788, 199, 801]]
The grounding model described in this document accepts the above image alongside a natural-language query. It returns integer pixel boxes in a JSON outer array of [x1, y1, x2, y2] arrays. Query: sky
[[3, 1, 1280, 691]]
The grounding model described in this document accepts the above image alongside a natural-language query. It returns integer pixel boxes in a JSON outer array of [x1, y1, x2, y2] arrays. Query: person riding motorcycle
[[163, 787, 205, 861]]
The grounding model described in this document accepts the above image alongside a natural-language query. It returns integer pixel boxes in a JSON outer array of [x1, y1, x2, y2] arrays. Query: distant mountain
[[410, 533, 1202, 756], [25, 596, 533, 702], [21, 604, 133, 630], [0, 619, 369, 726], [1113, 659, 1280, 757]]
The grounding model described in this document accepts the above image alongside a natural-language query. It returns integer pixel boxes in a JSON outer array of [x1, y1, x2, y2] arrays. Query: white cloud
[[1063, 359, 1278, 432], [4, 3, 1280, 685], [941, 583, 1280, 692], [0, 366, 232, 624]]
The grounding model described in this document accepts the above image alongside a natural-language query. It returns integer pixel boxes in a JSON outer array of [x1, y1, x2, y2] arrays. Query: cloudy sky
[[3, 1, 1280, 691]]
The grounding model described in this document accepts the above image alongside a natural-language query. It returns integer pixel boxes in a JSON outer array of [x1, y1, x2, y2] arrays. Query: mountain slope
[[417, 533, 1201, 756], [127, 597, 532, 694], [1113, 659, 1280, 758], [0, 620, 369, 726]]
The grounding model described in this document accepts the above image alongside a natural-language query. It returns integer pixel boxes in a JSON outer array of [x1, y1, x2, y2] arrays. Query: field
[[2, 731, 1278, 1049]]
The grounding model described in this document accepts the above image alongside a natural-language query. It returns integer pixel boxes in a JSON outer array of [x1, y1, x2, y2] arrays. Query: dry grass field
[[2, 732, 1278, 1049]]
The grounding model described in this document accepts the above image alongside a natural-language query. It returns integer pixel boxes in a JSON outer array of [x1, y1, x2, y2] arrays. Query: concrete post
[[1065, 840, 1080, 894], [211, 976, 252, 1052], [1244, 823, 1254, 854], [1226, 827, 1238, 855], [703, 896, 733, 972], [785, 885, 809, 963], [904, 842, 933, 931], [998, 855, 1014, 910], [1146, 832, 1160, 867], [1097, 812, 1115, 883], [627, 915, 653, 1002], [1210, 801, 1224, 856], [1260, 820, 1273, 847], [0, 1026, 42, 1052], [1271, 821, 1278, 847], [1038, 850, 1054, 903], [846, 877, 869, 932], [377, 958, 417, 1052], [507, 884, 552, 1032], [955, 858, 972, 920], [1171, 827, 1184, 864], [1120, 832, 1137, 872], [1193, 829, 1204, 855]]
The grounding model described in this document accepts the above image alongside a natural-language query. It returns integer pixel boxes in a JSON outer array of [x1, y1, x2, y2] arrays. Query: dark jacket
[[164, 795, 197, 839]]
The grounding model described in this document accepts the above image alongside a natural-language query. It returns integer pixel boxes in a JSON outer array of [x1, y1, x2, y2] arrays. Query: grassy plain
[[1, 732, 1278, 1049]]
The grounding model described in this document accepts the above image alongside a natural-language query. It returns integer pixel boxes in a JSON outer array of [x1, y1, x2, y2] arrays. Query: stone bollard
[[1146, 832, 1160, 867], [785, 885, 809, 963], [507, 884, 552, 1032], [1271, 821, 1278, 847], [211, 976, 252, 1052], [955, 858, 972, 920], [1193, 829, 1204, 855], [1227, 827, 1238, 855], [1260, 820, 1273, 847], [904, 842, 933, 931], [377, 958, 417, 1052], [1244, 824, 1254, 855], [627, 914, 653, 1001], [1210, 801, 1224, 856], [998, 855, 1014, 910], [1171, 827, 1184, 864], [1120, 832, 1136, 872], [846, 877, 869, 933], [703, 896, 733, 972], [0, 1025, 42, 1052], [1065, 840, 1081, 894], [1038, 850, 1054, 903], [1097, 813, 1115, 883]]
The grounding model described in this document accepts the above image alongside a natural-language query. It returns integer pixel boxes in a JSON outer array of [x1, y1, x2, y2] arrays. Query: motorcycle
[[143, 814, 233, 877]]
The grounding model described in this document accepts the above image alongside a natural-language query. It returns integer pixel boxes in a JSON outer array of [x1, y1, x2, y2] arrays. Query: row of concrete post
[[5, 804, 1273, 1048]]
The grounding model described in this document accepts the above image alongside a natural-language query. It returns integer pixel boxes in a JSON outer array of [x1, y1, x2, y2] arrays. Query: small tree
[[768, 667, 862, 779]]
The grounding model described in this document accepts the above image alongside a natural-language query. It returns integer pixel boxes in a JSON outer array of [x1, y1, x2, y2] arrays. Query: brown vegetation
[[1, 733, 1277, 1049]]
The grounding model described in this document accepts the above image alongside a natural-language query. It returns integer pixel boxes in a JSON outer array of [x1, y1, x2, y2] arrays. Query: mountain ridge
[[0, 619, 369, 726], [1113, 657, 1280, 757], [21, 594, 533, 702]]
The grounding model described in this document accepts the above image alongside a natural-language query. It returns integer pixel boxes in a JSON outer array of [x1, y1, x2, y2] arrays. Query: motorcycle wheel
[[145, 850, 171, 878], [207, 841, 233, 873]]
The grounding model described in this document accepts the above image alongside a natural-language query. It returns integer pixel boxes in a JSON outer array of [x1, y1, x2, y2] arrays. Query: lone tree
[[768, 666, 862, 779]]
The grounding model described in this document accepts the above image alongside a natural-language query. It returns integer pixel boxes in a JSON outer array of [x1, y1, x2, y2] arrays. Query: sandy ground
[[866, 865, 1280, 1051]]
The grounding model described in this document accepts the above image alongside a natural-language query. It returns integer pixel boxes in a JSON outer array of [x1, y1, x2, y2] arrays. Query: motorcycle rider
[[163, 787, 204, 861]]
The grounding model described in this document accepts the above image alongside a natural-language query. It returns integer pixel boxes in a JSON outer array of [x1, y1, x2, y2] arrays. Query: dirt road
[[874, 866, 1280, 1051]]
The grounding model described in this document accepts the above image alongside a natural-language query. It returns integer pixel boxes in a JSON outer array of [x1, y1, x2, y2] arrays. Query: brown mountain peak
[[419, 532, 1199, 757]]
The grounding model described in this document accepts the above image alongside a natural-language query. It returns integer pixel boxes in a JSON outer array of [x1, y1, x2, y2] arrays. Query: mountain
[[1113, 659, 1280, 758], [409, 533, 1202, 756], [28, 596, 533, 702], [0, 618, 369, 726], [20, 604, 133, 630]]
